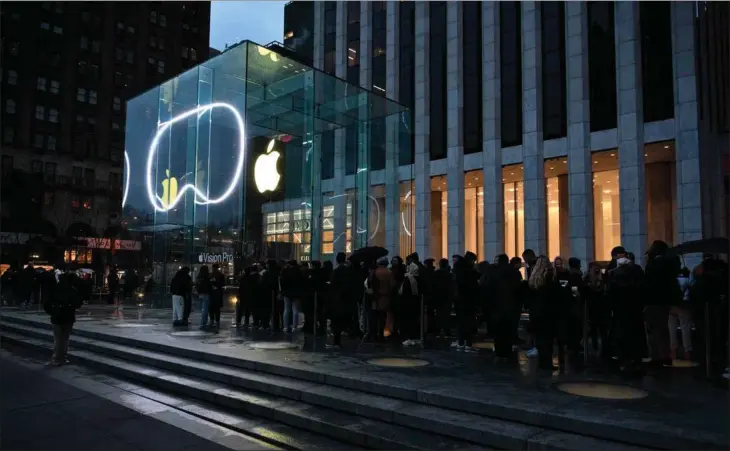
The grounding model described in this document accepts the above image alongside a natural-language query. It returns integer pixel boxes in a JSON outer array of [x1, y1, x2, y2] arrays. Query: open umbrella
[[348, 246, 388, 265], [671, 237, 729, 255]]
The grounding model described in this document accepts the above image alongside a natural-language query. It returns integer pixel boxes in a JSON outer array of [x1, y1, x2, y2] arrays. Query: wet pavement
[[2, 304, 728, 448], [0, 348, 278, 451]]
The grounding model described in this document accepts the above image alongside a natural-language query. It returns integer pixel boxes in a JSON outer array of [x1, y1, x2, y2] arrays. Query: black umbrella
[[671, 237, 729, 255], [348, 246, 388, 265]]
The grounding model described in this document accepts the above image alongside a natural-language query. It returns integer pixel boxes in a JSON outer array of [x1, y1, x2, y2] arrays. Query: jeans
[[52, 323, 72, 363], [199, 294, 210, 327], [172, 295, 184, 322], [644, 305, 670, 361], [283, 297, 301, 331], [668, 306, 692, 353]]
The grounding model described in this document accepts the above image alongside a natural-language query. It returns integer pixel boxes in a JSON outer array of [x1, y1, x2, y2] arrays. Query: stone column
[[446, 2, 465, 258], [331, 2, 348, 255], [566, 2, 594, 266], [614, 2, 647, 263], [385, 1, 401, 254], [522, 2, 547, 255], [671, 1, 703, 247], [313, 2, 325, 70], [482, 2, 503, 260], [414, 1, 431, 259]]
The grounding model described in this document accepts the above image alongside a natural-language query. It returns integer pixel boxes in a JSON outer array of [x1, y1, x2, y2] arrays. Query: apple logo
[[254, 139, 281, 194], [198, 254, 204, 263], [160, 169, 178, 209]]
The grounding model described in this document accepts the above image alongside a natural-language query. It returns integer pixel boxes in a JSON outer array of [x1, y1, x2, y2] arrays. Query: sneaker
[[526, 348, 539, 358], [456, 345, 465, 351], [450, 341, 460, 348], [402, 339, 414, 346]]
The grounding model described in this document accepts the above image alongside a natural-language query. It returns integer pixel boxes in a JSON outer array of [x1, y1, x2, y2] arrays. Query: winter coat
[[486, 263, 522, 321], [431, 268, 453, 308], [368, 267, 395, 312], [330, 264, 355, 311], [44, 273, 82, 325], [453, 260, 480, 309], [280, 265, 305, 299], [644, 255, 682, 307], [170, 271, 192, 297], [195, 275, 213, 295]]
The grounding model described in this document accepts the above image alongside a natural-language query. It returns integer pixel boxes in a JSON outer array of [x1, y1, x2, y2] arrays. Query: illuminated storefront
[[123, 41, 412, 285]]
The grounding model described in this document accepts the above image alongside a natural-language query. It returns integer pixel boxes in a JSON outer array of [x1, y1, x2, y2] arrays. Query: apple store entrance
[[123, 40, 412, 294]]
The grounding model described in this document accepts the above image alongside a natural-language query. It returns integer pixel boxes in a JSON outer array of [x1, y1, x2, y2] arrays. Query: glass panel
[[592, 150, 620, 261], [503, 164, 524, 261], [430, 175, 447, 260], [645, 141, 676, 246], [545, 158, 569, 260], [464, 170, 484, 261]]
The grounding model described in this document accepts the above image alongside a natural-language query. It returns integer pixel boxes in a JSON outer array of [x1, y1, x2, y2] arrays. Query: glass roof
[[199, 40, 409, 139]]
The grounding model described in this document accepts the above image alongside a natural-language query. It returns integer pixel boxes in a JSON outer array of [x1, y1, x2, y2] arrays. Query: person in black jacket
[[607, 253, 646, 374], [235, 266, 256, 327], [196, 266, 213, 329], [261, 260, 281, 332], [643, 240, 681, 367], [432, 259, 453, 338], [170, 267, 192, 326], [453, 254, 480, 351], [527, 256, 569, 370], [280, 260, 305, 333], [328, 252, 353, 348], [209, 264, 225, 329], [486, 254, 523, 359], [43, 263, 82, 366]]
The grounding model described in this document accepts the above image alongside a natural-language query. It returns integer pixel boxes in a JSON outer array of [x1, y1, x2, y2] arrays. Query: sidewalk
[[0, 351, 251, 451]]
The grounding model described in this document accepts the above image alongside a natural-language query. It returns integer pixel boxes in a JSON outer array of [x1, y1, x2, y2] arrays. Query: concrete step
[[2, 329, 494, 450], [2, 313, 724, 450]]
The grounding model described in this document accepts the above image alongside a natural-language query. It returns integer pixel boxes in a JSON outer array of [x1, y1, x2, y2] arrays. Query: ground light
[[113, 323, 155, 328], [170, 330, 214, 337], [249, 342, 299, 350], [366, 357, 430, 368], [555, 381, 648, 400], [663, 360, 700, 368]]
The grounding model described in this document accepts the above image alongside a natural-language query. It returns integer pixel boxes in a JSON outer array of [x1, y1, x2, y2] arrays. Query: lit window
[[35, 105, 46, 120], [48, 109, 59, 123], [80, 37, 88, 49], [150, 11, 157, 23], [113, 97, 121, 111], [47, 136, 56, 151], [89, 90, 97, 105], [53, 26, 63, 34], [82, 198, 92, 210], [159, 14, 167, 26], [6, 100, 16, 114], [50, 80, 60, 94], [190, 48, 197, 61], [77, 88, 86, 102], [7, 70, 17, 85], [157, 61, 165, 74], [3, 128, 14, 143], [37, 77, 47, 91], [40, 22, 50, 30], [34, 134, 44, 149], [111, 122, 120, 130]]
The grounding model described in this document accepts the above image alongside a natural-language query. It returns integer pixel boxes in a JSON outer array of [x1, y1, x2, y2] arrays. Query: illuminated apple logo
[[254, 139, 281, 194], [160, 169, 178, 209]]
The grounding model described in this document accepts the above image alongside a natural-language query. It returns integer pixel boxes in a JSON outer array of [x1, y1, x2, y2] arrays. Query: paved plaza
[[1, 305, 728, 449]]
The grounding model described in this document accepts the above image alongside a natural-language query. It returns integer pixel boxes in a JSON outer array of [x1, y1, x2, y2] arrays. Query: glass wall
[[645, 141, 676, 245], [430, 175, 448, 260], [545, 158, 570, 260], [123, 41, 411, 295], [464, 170, 484, 260], [592, 150, 620, 261], [503, 164, 524, 260], [400, 181, 415, 258], [369, 185, 386, 248]]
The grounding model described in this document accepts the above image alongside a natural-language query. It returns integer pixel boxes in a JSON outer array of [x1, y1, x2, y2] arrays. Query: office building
[[275, 0, 729, 265], [0, 2, 211, 266]]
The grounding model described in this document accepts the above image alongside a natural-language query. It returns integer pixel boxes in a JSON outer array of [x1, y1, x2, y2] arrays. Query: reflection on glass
[[264, 207, 312, 261], [545, 158, 570, 260], [369, 185, 386, 248], [399, 181, 415, 258], [593, 170, 621, 261], [464, 171, 484, 261], [503, 181, 525, 261]]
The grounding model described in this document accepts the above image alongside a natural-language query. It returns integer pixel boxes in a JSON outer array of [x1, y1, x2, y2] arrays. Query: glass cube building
[[123, 41, 412, 282]]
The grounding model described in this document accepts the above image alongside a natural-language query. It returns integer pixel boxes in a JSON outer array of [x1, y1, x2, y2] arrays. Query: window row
[[37, 77, 61, 94], [181, 47, 198, 61], [35, 106, 60, 123], [79, 37, 102, 53], [33, 133, 58, 151], [39, 22, 63, 34], [147, 58, 166, 74], [76, 88, 98, 104], [150, 11, 168, 27]]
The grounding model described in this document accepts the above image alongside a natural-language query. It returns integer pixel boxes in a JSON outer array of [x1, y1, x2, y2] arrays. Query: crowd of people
[[170, 239, 728, 377]]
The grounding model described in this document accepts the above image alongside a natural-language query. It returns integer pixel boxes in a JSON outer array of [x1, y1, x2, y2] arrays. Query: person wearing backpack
[[43, 263, 82, 366]]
